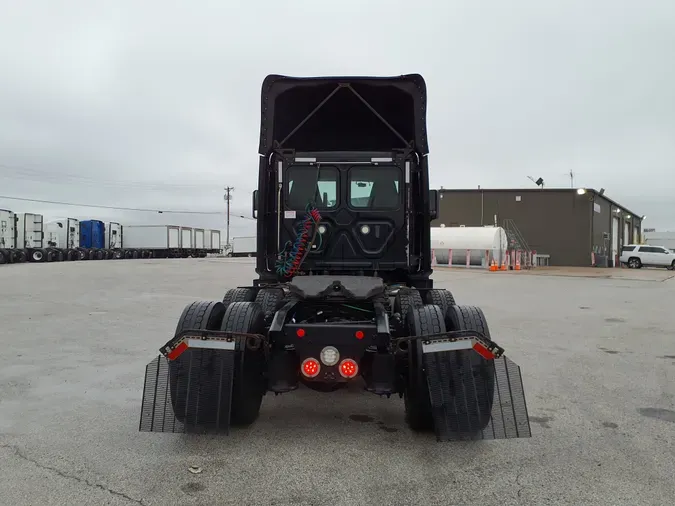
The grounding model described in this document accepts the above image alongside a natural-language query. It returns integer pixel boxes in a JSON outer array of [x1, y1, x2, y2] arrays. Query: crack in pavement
[[0, 443, 146, 505]]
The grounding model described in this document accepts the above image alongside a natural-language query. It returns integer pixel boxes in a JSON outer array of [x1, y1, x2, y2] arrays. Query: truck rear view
[[138, 73, 531, 443]]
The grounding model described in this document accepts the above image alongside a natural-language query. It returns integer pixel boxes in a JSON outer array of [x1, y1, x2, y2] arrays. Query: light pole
[[224, 186, 233, 246]]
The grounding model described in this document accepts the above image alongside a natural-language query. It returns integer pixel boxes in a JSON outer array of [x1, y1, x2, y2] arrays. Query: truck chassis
[[139, 277, 530, 441]]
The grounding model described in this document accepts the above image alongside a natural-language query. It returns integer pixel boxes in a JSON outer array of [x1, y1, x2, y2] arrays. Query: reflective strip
[[295, 157, 316, 162], [371, 157, 392, 162], [186, 338, 236, 351], [405, 161, 410, 183], [422, 339, 474, 354], [472, 341, 496, 360], [167, 341, 188, 360]]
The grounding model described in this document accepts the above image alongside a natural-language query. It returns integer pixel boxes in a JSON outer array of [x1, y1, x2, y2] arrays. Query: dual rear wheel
[[398, 287, 495, 435], [169, 299, 267, 428]]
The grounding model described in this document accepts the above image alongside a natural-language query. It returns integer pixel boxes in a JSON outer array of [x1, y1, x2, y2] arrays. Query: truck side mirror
[[429, 190, 440, 220], [252, 190, 259, 218]]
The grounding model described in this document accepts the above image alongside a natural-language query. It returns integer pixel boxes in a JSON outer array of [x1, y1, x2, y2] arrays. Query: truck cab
[[251, 74, 439, 288]]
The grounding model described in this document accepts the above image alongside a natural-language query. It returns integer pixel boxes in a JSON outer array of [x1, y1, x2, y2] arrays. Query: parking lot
[[1, 258, 674, 506]]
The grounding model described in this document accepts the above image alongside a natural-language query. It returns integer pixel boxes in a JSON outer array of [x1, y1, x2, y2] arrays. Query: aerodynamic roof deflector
[[275, 83, 410, 150], [258, 74, 429, 156]]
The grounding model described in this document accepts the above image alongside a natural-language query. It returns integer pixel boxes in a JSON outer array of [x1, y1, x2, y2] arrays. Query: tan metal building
[[432, 188, 643, 267]]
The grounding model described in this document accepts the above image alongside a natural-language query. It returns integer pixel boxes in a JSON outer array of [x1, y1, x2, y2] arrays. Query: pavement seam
[[0, 443, 146, 505]]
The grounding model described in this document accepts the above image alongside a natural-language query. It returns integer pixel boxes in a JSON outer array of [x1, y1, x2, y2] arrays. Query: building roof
[[436, 187, 643, 220]]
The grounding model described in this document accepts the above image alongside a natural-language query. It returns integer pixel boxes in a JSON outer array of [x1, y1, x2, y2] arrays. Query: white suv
[[620, 244, 675, 270]]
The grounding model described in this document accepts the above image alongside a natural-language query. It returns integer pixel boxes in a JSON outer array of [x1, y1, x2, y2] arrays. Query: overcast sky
[[1, 0, 674, 236]]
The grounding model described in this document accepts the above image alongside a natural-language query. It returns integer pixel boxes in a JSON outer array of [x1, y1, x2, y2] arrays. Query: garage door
[[624, 222, 630, 246]]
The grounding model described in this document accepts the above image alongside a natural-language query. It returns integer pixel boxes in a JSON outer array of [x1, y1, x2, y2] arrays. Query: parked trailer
[[203, 228, 212, 251], [179, 227, 193, 257], [0, 209, 18, 264], [121, 225, 182, 258], [644, 231, 675, 251], [79, 219, 111, 260], [192, 228, 207, 257], [41, 218, 81, 261], [16, 213, 46, 262], [209, 229, 221, 254], [105, 222, 124, 258], [227, 235, 256, 257]]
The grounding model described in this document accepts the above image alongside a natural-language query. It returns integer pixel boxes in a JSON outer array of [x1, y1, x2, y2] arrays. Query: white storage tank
[[431, 226, 508, 266]]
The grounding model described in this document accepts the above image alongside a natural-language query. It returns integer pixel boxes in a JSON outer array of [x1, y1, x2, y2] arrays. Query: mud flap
[[139, 348, 236, 434], [423, 350, 531, 441]]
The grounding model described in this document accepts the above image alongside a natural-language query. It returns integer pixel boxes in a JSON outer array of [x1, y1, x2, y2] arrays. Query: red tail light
[[355, 330, 364, 340], [339, 359, 359, 379], [301, 358, 320, 378], [296, 328, 305, 338]]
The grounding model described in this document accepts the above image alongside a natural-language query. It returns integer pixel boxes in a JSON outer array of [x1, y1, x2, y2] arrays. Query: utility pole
[[224, 186, 233, 246]]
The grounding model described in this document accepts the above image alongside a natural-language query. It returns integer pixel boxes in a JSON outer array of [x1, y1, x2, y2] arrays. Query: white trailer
[[209, 230, 221, 253], [203, 228, 212, 251], [643, 231, 675, 251], [180, 227, 193, 249], [43, 218, 82, 261], [0, 209, 16, 249], [121, 225, 182, 258], [0, 209, 17, 264], [16, 213, 46, 262], [229, 236, 256, 257], [105, 222, 123, 249], [192, 228, 206, 257]]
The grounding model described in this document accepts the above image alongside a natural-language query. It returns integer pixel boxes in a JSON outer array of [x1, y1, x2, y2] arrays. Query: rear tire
[[425, 288, 456, 314], [403, 304, 446, 432], [0, 249, 7, 264], [31, 249, 46, 262], [394, 287, 424, 320], [222, 287, 257, 310], [169, 301, 227, 426], [445, 305, 495, 434], [254, 288, 284, 318], [48, 249, 64, 262], [13, 250, 27, 263], [220, 301, 267, 426]]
